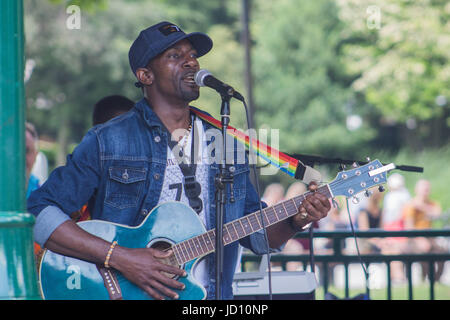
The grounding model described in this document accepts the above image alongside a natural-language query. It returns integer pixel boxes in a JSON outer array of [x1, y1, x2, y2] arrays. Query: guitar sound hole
[[148, 240, 182, 279]]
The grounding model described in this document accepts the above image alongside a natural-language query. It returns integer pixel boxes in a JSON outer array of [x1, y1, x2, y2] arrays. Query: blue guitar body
[[39, 202, 207, 300]]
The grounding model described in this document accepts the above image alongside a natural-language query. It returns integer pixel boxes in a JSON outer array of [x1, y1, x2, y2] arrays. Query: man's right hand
[[109, 246, 187, 300]]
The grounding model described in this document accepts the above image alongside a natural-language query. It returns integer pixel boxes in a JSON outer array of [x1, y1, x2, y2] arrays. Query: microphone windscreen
[[194, 69, 211, 87]]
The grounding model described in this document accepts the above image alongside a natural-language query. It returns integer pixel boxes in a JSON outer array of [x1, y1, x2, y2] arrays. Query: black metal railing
[[240, 229, 450, 300]]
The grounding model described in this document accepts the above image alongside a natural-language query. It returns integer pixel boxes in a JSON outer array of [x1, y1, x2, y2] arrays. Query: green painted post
[[0, 0, 41, 299]]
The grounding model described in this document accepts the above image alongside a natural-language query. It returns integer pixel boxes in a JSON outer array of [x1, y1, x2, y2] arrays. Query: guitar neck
[[172, 184, 332, 265]]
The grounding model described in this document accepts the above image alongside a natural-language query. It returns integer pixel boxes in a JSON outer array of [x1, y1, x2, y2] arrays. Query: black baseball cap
[[128, 21, 213, 77]]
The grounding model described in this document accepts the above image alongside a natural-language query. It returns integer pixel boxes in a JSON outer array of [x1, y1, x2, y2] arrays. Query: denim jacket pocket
[[105, 166, 147, 209]]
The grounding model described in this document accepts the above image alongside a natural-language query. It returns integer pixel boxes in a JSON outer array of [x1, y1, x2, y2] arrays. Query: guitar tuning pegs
[[352, 196, 360, 204], [378, 185, 385, 192], [365, 190, 372, 197]]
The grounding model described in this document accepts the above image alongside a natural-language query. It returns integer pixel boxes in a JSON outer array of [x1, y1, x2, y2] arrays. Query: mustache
[[181, 69, 198, 80]]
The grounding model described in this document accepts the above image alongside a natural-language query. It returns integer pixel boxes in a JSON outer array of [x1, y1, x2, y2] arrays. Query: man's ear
[[135, 67, 154, 86]]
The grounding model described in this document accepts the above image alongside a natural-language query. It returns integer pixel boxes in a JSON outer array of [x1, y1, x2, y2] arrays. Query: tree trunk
[[56, 108, 69, 167]]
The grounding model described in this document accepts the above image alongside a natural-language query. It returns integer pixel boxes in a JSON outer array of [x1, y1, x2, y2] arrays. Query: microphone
[[194, 69, 244, 101]]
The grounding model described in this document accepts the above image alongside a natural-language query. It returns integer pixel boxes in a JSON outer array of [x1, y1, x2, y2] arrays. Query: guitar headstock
[[329, 160, 395, 198]]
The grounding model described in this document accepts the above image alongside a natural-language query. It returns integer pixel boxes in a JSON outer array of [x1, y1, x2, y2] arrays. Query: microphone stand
[[214, 91, 234, 300]]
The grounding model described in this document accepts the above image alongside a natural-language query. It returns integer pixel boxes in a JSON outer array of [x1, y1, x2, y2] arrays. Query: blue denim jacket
[[28, 98, 277, 300]]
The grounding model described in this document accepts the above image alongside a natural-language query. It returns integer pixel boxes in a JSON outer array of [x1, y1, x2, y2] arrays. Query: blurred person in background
[[320, 198, 349, 232], [402, 179, 445, 281], [261, 182, 286, 270], [26, 122, 41, 198], [403, 179, 441, 229], [320, 200, 349, 254], [31, 151, 49, 185], [378, 173, 411, 283], [357, 187, 384, 254], [382, 173, 411, 231], [358, 187, 384, 230], [318, 200, 349, 286], [261, 182, 285, 206], [92, 94, 135, 126], [280, 182, 310, 271]]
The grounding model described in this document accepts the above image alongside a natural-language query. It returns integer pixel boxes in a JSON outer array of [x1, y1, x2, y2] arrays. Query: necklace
[[178, 119, 193, 157]]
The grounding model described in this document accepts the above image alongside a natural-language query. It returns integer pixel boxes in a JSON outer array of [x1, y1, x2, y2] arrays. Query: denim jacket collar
[[134, 98, 164, 129], [134, 97, 217, 133]]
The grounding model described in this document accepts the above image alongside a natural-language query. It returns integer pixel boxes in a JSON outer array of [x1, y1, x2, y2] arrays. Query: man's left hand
[[291, 182, 331, 231]]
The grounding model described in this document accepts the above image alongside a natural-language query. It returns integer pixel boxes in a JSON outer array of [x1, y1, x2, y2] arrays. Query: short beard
[[181, 89, 200, 102]]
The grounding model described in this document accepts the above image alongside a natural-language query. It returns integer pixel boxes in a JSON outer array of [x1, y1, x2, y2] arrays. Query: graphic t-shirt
[[157, 116, 210, 289]]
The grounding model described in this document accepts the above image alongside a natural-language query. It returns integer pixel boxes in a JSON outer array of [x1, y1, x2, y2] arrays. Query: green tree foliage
[[337, 0, 450, 148], [251, 0, 375, 157], [155, 0, 240, 34], [25, 0, 166, 164], [194, 25, 247, 129]]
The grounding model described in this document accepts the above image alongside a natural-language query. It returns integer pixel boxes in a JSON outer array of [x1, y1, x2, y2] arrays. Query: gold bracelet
[[104, 241, 118, 268]]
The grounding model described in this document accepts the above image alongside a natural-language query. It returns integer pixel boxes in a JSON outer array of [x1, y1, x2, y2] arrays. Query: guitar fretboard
[[171, 185, 332, 264]]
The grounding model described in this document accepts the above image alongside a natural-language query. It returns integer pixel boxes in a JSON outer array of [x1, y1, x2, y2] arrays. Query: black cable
[[309, 226, 315, 273], [241, 99, 273, 300], [344, 197, 370, 298]]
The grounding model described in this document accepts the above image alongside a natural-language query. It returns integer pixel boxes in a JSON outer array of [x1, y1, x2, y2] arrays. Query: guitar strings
[[159, 172, 374, 272]]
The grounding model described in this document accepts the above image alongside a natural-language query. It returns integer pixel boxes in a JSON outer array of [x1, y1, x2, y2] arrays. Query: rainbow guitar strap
[[190, 107, 310, 180]]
